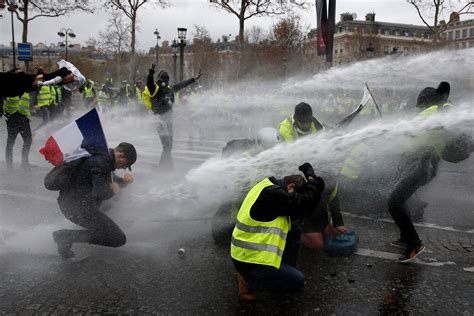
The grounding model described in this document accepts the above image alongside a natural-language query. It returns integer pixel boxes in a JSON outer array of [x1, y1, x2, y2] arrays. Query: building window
[[404, 31, 410, 37], [462, 42, 466, 48], [448, 31, 453, 40], [384, 45, 389, 53], [335, 49, 338, 54], [338, 27, 343, 33], [462, 29, 468, 38], [340, 49, 343, 53], [455, 30, 460, 39], [404, 47, 409, 52], [424, 33, 432, 39], [384, 29, 390, 35], [470, 41, 474, 48], [470, 28, 474, 37]]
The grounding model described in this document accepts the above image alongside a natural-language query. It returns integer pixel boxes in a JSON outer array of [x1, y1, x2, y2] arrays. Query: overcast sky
[[0, 0, 454, 51]]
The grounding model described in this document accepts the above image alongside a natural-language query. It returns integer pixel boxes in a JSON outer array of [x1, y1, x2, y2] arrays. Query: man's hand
[[298, 162, 316, 180], [111, 182, 120, 194], [149, 64, 156, 76], [123, 173, 134, 184], [335, 226, 348, 234], [194, 69, 202, 80]]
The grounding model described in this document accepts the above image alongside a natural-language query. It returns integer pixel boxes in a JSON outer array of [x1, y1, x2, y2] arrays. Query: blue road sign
[[17, 42, 33, 61]]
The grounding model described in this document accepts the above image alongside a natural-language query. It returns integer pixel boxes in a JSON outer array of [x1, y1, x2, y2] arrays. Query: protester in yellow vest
[[3, 91, 33, 170], [231, 163, 325, 301], [278, 102, 325, 142], [35, 84, 52, 125]]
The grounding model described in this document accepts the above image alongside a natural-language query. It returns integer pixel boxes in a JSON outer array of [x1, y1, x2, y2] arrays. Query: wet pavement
[[1, 113, 473, 315]]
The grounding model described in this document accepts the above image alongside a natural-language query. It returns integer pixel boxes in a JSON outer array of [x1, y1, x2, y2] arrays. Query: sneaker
[[398, 241, 425, 263], [236, 272, 256, 302], [390, 238, 408, 250], [52, 231, 75, 259]]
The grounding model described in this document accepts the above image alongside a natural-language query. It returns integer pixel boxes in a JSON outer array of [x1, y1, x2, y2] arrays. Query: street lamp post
[[1, 1, 21, 69], [153, 28, 161, 68], [57, 28, 76, 60], [177, 27, 187, 82], [171, 39, 178, 84]]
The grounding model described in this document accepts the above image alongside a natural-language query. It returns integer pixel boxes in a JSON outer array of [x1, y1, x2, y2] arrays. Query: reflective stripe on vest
[[231, 178, 289, 269], [278, 116, 319, 142], [37, 86, 52, 107], [340, 143, 369, 180], [56, 87, 62, 103], [84, 86, 94, 99], [3, 93, 30, 116], [142, 84, 159, 110], [3, 96, 20, 114], [50, 86, 57, 104], [98, 91, 109, 106]]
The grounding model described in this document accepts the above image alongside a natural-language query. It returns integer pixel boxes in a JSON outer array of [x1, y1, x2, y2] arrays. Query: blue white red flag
[[39, 108, 108, 166]]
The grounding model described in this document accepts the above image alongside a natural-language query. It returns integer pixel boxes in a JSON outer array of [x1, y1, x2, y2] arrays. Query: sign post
[[17, 42, 33, 62]]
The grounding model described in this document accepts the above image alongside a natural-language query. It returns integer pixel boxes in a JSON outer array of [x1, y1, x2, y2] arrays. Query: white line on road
[[356, 248, 457, 267], [342, 212, 474, 234], [463, 267, 474, 272]]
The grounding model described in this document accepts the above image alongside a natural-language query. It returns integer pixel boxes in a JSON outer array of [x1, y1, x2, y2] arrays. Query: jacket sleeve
[[172, 78, 195, 92], [88, 157, 115, 201], [329, 195, 344, 227], [252, 177, 325, 221], [0, 72, 37, 97], [147, 74, 157, 95]]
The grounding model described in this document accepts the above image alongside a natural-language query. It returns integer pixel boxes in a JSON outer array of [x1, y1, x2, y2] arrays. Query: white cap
[[256, 127, 281, 149]]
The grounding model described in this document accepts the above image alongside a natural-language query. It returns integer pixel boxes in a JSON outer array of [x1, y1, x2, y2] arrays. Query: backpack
[[44, 158, 88, 191], [324, 231, 359, 257]]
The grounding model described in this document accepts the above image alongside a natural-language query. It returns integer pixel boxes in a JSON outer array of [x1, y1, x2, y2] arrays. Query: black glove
[[43, 67, 71, 81], [149, 64, 156, 76], [298, 162, 316, 180]]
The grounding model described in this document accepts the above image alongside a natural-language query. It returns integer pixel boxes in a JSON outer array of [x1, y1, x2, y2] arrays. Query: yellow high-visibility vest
[[231, 178, 290, 269]]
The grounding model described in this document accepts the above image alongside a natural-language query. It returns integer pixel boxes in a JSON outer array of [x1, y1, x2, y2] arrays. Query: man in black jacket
[[0, 67, 74, 98], [231, 163, 325, 301], [145, 64, 201, 168], [52, 142, 137, 259]]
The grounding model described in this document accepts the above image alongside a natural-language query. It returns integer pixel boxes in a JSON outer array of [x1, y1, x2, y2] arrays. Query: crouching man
[[230, 163, 325, 301], [52, 142, 137, 259]]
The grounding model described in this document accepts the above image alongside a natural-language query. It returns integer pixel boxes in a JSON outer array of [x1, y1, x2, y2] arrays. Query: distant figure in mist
[[143, 64, 202, 168], [52, 142, 137, 259], [388, 81, 473, 263], [278, 102, 325, 142], [231, 163, 325, 302]]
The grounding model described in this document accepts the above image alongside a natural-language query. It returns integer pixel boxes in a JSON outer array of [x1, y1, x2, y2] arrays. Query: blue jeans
[[246, 263, 305, 292]]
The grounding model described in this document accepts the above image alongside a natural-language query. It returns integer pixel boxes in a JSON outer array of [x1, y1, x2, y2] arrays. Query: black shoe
[[390, 238, 408, 250], [398, 241, 425, 263], [52, 231, 75, 259]]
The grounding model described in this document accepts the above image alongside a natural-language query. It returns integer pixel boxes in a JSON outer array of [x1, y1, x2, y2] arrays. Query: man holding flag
[[40, 109, 137, 259]]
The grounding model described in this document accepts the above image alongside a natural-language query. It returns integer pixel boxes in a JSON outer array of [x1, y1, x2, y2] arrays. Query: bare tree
[[211, 0, 310, 51], [98, 11, 132, 82], [246, 25, 266, 44], [108, 0, 167, 54], [7, 0, 93, 70], [407, 0, 474, 47]]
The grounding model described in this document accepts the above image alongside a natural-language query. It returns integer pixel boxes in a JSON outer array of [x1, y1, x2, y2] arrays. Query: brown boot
[[236, 272, 256, 302]]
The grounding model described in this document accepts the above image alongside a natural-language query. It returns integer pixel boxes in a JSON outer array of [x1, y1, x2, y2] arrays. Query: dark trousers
[[58, 203, 126, 248], [245, 226, 304, 292], [5, 112, 32, 169], [156, 111, 173, 167], [388, 150, 438, 246]]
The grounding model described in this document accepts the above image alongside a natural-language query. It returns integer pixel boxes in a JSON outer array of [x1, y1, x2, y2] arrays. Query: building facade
[[332, 13, 433, 65], [439, 13, 474, 49]]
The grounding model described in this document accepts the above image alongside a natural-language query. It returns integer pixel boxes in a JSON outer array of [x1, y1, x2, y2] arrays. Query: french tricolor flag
[[39, 109, 108, 166]]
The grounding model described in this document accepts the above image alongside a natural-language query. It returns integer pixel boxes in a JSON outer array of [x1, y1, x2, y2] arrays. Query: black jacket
[[58, 147, 120, 209], [0, 68, 70, 98], [147, 74, 195, 114], [249, 176, 325, 222]]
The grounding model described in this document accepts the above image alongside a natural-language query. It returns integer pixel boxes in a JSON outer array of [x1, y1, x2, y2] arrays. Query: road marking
[[0, 189, 56, 203], [342, 212, 474, 234], [463, 267, 474, 272], [356, 248, 457, 267]]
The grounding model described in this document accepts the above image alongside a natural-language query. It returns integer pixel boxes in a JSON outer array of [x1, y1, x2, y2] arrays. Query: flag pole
[[365, 82, 383, 118]]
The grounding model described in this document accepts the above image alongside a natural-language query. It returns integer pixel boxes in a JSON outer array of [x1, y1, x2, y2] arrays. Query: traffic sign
[[17, 42, 33, 61]]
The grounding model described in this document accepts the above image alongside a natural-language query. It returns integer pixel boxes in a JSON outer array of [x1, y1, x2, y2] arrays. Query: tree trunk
[[432, 0, 440, 48], [22, 0, 30, 72], [131, 16, 136, 53]]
